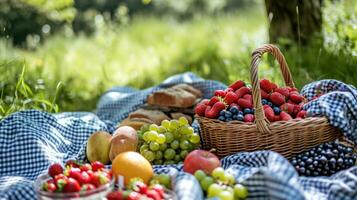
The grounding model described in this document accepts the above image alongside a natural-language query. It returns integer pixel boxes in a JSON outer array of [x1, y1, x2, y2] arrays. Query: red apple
[[183, 150, 221, 175]]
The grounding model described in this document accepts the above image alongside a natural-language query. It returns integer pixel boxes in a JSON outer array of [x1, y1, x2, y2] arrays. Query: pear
[[109, 126, 138, 161], [86, 131, 112, 164]]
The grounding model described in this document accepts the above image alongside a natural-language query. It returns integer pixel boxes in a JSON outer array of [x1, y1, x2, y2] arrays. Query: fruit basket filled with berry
[[195, 44, 346, 159]]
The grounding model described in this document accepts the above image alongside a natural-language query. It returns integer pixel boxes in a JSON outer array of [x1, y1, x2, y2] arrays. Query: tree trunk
[[265, 0, 322, 45]]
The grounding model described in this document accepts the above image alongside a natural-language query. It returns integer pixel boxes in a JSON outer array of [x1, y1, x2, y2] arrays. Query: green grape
[[164, 132, 174, 143], [164, 149, 176, 160], [212, 167, 225, 180], [157, 126, 167, 133], [194, 170, 206, 181], [178, 116, 189, 126], [234, 184, 248, 199], [170, 140, 180, 149], [174, 155, 181, 162], [143, 131, 150, 141], [139, 144, 149, 154], [161, 120, 170, 129], [157, 174, 171, 188], [149, 124, 159, 131], [154, 160, 163, 165], [179, 126, 194, 135], [156, 134, 166, 144], [149, 142, 160, 151], [143, 150, 155, 162], [180, 150, 189, 159], [159, 143, 168, 151], [207, 183, 223, 198], [164, 160, 175, 165], [189, 134, 200, 144], [179, 140, 190, 150], [155, 151, 163, 160], [147, 131, 158, 141], [200, 176, 214, 191], [169, 120, 180, 130], [217, 190, 234, 200], [226, 173, 235, 185]]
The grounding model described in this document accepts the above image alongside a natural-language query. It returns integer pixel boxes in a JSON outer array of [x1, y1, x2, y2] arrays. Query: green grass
[[1, 1, 356, 118]]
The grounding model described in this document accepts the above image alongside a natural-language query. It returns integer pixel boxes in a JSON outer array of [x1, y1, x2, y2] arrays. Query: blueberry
[[226, 117, 233, 122], [332, 149, 339, 155], [218, 116, 226, 121], [268, 102, 273, 107], [232, 115, 238, 120], [237, 114, 244, 121], [324, 165, 330, 171], [313, 171, 319, 176], [229, 106, 239, 114], [291, 160, 297, 165], [316, 167, 322, 172], [304, 152, 310, 156], [346, 147, 353, 153], [322, 171, 328, 176], [337, 158, 344, 166], [313, 161, 319, 166], [299, 162, 306, 167], [306, 169, 311, 176], [306, 158, 313, 165], [302, 156, 308, 161], [238, 111, 244, 116], [243, 108, 251, 114], [219, 110, 226, 116], [262, 99, 268, 105], [320, 156, 327, 164], [308, 164, 314, 170], [299, 167, 306, 174], [273, 107, 281, 115], [337, 145, 345, 152], [225, 111, 232, 118]]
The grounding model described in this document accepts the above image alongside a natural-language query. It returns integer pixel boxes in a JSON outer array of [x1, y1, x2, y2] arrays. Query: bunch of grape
[[194, 168, 248, 200], [290, 140, 357, 176], [138, 117, 201, 165]]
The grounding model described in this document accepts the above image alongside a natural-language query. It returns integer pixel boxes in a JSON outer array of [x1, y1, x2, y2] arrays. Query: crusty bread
[[119, 118, 149, 130], [173, 84, 202, 98], [128, 108, 170, 125], [147, 87, 197, 108]]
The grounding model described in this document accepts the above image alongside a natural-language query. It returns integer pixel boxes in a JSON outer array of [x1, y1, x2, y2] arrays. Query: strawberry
[[269, 92, 286, 106], [107, 191, 123, 200], [292, 104, 303, 116], [195, 103, 207, 116], [151, 184, 165, 198], [260, 79, 272, 93], [91, 171, 110, 187], [205, 102, 226, 119], [224, 92, 238, 105], [63, 178, 81, 193], [280, 111, 292, 121], [132, 181, 148, 194], [78, 171, 91, 185], [261, 90, 269, 99], [243, 94, 252, 102], [66, 167, 81, 178], [225, 87, 234, 93], [42, 180, 57, 192], [244, 114, 255, 122], [48, 163, 63, 178], [271, 82, 278, 90], [280, 103, 294, 115], [65, 160, 80, 168], [127, 192, 141, 200], [237, 98, 252, 109], [296, 110, 307, 118], [81, 183, 96, 191], [208, 96, 220, 106], [235, 86, 251, 98], [91, 161, 104, 171], [80, 164, 92, 172], [288, 87, 298, 92], [274, 87, 290, 98], [290, 92, 304, 104], [54, 174, 68, 192], [146, 190, 161, 200], [229, 80, 245, 91], [200, 99, 210, 105], [263, 105, 276, 122], [229, 103, 240, 110], [214, 90, 226, 97], [274, 115, 281, 121]]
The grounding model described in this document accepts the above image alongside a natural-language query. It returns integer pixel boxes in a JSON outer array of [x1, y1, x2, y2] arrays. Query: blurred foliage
[[0, 0, 356, 119]]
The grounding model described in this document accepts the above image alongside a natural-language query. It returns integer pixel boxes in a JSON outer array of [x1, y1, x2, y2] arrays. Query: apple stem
[[209, 148, 216, 153]]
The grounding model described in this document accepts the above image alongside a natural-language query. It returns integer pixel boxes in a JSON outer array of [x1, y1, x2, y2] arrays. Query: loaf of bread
[[128, 109, 170, 125], [147, 86, 198, 108], [173, 84, 202, 98]]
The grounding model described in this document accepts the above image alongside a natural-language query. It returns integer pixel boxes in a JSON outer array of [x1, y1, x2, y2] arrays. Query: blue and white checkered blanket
[[0, 72, 356, 200]]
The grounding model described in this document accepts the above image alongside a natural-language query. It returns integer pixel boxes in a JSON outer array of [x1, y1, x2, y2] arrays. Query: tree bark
[[265, 0, 322, 45]]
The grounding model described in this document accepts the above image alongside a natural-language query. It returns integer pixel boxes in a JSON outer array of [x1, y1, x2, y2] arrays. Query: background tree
[[265, 0, 323, 45]]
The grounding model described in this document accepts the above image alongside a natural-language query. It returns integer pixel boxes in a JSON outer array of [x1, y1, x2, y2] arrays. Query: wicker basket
[[196, 44, 342, 159]]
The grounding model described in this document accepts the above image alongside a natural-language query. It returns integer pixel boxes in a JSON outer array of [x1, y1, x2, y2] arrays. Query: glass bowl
[[34, 173, 115, 200]]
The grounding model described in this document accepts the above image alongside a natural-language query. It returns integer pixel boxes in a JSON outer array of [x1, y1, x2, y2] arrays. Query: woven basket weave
[[197, 44, 342, 159]]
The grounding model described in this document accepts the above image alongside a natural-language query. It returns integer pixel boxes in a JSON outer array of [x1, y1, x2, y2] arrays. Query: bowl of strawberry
[[35, 160, 114, 200]]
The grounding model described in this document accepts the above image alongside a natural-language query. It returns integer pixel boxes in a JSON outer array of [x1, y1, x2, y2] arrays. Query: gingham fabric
[[1, 73, 357, 200], [301, 79, 357, 143]]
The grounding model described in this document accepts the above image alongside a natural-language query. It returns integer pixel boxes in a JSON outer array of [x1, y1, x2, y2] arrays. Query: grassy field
[[1, 1, 356, 118]]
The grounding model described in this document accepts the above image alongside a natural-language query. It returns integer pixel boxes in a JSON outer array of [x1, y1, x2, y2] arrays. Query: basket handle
[[250, 44, 295, 133]]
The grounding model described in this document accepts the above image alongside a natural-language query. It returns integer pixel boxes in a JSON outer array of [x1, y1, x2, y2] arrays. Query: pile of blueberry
[[218, 106, 254, 122], [290, 140, 357, 176], [262, 99, 282, 115]]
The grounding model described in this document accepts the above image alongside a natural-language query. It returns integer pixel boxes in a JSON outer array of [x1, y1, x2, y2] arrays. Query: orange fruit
[[112, 151, 153, 185]]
